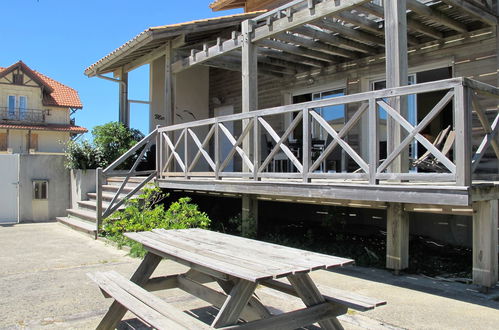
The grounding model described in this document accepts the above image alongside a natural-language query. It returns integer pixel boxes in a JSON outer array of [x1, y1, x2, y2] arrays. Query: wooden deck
[[157, 177, 499, 207]]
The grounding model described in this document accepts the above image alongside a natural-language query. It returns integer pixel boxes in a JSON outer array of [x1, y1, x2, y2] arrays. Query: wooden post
[[118, 67, 129, 127], [386, 203, 409, 272], [454, 84, 472, 186], [95, 167, 103, 239], [242, 19, 258, 174], [242, 195, 258, 238], [164, 41, 174, 128], [472, 200, 498, 289], [384, 0, 408, 174]]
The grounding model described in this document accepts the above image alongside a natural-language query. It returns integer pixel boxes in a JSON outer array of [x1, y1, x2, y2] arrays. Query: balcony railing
[[0, 107, 46, 123], [157, 77, 499, 187]]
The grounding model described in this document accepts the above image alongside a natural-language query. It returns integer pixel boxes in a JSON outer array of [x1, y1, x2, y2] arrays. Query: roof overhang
[[84, 11, 264, 77]]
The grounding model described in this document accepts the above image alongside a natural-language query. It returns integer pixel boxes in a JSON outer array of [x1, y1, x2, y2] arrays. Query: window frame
[[32, 180, 48, 200]]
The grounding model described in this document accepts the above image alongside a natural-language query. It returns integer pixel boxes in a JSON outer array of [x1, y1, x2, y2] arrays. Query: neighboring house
[[0, 61, 86, 223], [83, 0, 499, 288]]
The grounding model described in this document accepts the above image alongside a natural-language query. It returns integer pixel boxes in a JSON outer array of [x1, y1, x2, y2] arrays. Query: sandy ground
[[0, 222, 498, 330]]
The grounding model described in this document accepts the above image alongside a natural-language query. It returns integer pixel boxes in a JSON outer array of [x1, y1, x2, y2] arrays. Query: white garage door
[[0, 155, 19, 223]]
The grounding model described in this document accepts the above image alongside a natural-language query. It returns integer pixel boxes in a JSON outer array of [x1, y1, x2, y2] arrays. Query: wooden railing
[[95, 129, 158, 231], [156, 77, 499, 186]]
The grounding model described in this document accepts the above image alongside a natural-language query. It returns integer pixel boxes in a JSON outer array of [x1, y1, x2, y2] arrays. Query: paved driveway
[[0, 222, 498, 329]]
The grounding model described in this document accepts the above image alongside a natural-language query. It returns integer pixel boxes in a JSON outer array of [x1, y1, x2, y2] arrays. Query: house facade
[[0, 61, 86, 223], [83, 0, 499, 288]]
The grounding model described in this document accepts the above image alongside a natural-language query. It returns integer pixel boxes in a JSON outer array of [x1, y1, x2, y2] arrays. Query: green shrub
[[92, 122, 144, 168], [64, 140, 106, 170], [65, 122, 144, 170], [101, 184, 211, 257]]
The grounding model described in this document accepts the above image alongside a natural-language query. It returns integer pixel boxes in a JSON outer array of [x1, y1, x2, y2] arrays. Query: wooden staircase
[[57, 177, 151, 238]]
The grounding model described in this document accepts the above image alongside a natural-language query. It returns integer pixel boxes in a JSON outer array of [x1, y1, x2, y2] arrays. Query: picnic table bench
[[88, 228, 386, 329]]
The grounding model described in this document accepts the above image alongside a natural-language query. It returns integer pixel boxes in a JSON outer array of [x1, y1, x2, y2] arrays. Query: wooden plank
[[89, 272, 186, 330], [262, 278, 385, 312], [219, 121, 254, 172], [95, 252, 162, 330], [274, 32, 358, 59], [287, 273, 344, 330], [221, 303, 345, 330], [368, 98, 378, 185], [166, 229, 353, 272], [176, 275, 263, 321], [471, 113, 499, 172], [386, 203, 409, 272], [187, 126, 216, 172], [314, 18, 386, 47], [256, 39, 337, 63], [148, 229, 305, 276], [472, 200, 499, 288], [125, 232, 273, 282], [212, 279, 258, 327], [105, 271, 211, 329]]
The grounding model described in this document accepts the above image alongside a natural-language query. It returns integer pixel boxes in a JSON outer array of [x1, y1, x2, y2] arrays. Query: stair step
[[107, 176, 152, 187], [77, 200, 125, 212], [102, 184, 135, 193], [67, 208, 96, 222], [57, 217, 97, 238], [87, 192, 141, 202]]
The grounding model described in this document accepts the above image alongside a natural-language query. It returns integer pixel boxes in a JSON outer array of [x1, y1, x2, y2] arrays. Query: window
[[312, 89, 346, 140], [33, 180, 48, 200], [13, 73, 24, 85], [8, 95, 16, 117]]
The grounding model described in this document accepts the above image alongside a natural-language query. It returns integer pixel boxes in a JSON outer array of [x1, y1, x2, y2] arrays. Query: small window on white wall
[[33, 180, 48, 200]]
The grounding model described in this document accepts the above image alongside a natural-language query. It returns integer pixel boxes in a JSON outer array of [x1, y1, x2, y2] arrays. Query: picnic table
[[89, 228, 385, 329]]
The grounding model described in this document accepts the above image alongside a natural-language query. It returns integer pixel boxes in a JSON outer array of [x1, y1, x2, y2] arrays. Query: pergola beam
[[360, 2, 444, 40], [439, 0, 498, 26], [257, 47, 325, 68], [292, 25, 378, 54], [333, 10, 420, 45], [256, 39, 337, 63], [251, 0, 371, 42], [406, 0, 468, 33], [274, 32, 359, 59], [314, 18, 386, 47]]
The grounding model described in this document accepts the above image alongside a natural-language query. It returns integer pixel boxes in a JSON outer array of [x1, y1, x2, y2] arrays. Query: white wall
[[0, 129, 68, 153]]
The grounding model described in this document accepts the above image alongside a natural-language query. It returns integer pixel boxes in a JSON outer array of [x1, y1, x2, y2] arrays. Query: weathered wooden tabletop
[[125, 228, 353, 283]]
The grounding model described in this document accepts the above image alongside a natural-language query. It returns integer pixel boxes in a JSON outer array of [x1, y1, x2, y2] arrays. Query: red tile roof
[[0, 123, 87, 133], [0, 61, 83, 109]]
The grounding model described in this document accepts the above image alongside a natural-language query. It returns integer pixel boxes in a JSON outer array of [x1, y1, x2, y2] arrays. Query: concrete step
[[87, 192, 141, 202], [67, 208, 96, 222], [77, 200, 126, 212], [56, 217, 97, 239], [107, 176, 152, 187], [102, 184, 135, 193]]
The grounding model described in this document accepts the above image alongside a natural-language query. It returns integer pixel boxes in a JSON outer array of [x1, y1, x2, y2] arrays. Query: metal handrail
[[0, 107, 46, 123]]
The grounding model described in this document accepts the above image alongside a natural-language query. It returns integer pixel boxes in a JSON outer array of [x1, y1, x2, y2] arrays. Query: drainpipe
[[95, 72, 129, 127]]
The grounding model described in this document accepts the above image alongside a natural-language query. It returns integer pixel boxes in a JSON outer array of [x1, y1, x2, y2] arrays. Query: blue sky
[[0, 0, 241, 137]]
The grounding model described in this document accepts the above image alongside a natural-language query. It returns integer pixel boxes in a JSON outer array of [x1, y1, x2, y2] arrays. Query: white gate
[[0, 154, 19, 223]]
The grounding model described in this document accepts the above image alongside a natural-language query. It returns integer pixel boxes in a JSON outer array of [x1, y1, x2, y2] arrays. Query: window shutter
[[0, 133, 7, 151], [26, 133, 38, 151]]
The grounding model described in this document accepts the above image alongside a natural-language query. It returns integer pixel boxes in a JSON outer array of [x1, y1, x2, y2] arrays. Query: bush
[[64, 140, 106, 170], [101, 184, 211, 257], [65, 122, 144, 170], [92, 122, 144, 168]]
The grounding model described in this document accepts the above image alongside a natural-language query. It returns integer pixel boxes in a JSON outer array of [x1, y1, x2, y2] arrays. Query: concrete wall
[[70, 169, 96, 209], [18, 155, 70, 222]]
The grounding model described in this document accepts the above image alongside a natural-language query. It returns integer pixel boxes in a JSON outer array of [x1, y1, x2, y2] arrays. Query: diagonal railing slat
[[377, 100, 457, 174], [219, 120, 254, 173], [310, 111, 369, 173], [187, 125, 216, 172]]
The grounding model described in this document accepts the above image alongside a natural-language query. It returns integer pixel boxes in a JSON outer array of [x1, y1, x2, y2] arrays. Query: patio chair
[[411, 125, 455, 172]]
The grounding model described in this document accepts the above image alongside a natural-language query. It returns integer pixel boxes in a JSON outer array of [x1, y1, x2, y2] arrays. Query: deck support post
[[242, 195, 258, 238], [241, 20, 258, 174], [472, 200, 498, 289], [118, 67, 129, 127], [384, 0, 408, 174], [386, 203, 409, 273]]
